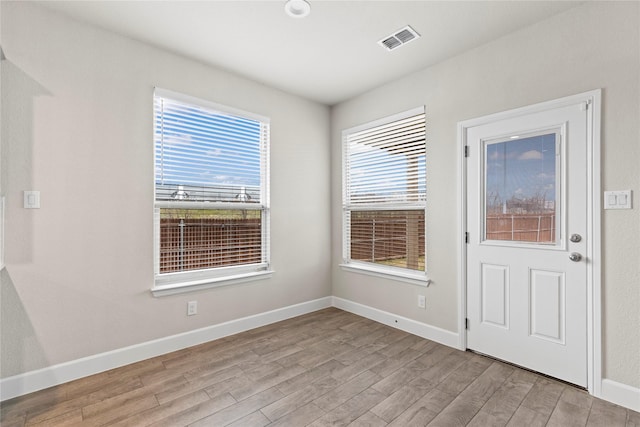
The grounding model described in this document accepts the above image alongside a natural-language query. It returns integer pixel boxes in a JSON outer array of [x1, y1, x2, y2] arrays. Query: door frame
[[456, 90, 602, 395]]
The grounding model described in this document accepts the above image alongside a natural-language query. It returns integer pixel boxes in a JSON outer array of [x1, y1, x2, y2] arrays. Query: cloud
[[518, 150, 543, 160], [536, 172, 554, 180], [489, 151, 503, 160], [161, 133, 192, 146]]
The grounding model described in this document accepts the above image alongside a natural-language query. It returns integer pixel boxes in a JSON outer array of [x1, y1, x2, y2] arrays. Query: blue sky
[[351, 147, 426, 200], [485, 133, 556, 206], [349, 144, 426, 200], [155, 100, 262, 189]]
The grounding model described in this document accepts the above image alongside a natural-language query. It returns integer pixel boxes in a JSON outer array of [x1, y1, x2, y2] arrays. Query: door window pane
[[484, 131, 559, 244]]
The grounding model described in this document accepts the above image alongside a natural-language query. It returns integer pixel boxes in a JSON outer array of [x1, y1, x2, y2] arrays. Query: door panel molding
[[481, 263, 510, 329], [457, 90, 601, 394], [529, 268, 565, 344]]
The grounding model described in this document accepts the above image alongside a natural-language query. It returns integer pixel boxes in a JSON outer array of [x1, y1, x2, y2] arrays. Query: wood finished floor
[[1, 308, 638, 427]]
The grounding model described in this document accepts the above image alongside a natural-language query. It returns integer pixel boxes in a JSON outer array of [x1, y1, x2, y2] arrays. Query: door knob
[[569, 252, 582, 262]]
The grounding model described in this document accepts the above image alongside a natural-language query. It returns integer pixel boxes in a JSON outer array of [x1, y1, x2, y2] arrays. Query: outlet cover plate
[[418, 295, 426, 309], [187, 301, 197, 316]]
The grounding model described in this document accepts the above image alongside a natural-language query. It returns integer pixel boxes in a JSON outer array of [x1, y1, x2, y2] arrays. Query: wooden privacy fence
[[350, 211, 425, 264], [160, 213, 428, 274], [159, 213, 551, 274], [159, 218, 261, 273], [486, 213, 556, 243]]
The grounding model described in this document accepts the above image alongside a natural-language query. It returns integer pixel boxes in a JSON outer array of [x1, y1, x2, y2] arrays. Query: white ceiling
[[38, 1, 581, 106]]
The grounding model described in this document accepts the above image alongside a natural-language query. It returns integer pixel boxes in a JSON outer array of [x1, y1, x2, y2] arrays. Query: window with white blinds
[[153, 89, 270, 293], [342, 107, 427, 280]]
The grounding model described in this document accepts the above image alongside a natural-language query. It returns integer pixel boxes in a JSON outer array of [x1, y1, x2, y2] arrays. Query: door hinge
[[465, 232, 469, 244], [464, 146, 469, 157], [465, 318, 469, 330], [580, 100, 591, 111]]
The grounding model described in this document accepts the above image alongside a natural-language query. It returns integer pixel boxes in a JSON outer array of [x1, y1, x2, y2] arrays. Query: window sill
[[152, 269, 274, 297], [340, 263, 430, 287]]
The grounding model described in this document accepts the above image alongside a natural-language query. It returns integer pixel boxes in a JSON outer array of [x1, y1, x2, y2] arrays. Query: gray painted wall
[[331, 2, 639, 388], [0, 2, 331, 377]]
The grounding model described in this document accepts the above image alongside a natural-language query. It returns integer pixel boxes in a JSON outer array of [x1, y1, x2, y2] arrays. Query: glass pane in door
[[484, 131, 559, 244]]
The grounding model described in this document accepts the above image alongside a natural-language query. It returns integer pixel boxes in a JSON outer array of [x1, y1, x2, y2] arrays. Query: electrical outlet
[[418, 295, 426, 309], [187, 301, 197, 316]]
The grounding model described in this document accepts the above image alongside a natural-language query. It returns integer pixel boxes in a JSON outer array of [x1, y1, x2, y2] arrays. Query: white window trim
[[341, 106, 429, 284], [152, 88, 272, 296], [340, 261, 430, 287], [0, 196, 4, 271], [154, 88, 270, 124], [151, 268, 273, 297]]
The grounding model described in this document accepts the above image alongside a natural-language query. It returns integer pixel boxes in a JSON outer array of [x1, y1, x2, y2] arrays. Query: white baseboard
[[600, 379, 640, 412], [4, 295, 637, 413], [0, 296, 332, 402], [331, 296, 459, 348]]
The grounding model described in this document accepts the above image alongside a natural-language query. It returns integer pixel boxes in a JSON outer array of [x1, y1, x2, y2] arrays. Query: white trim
[[152, 89, 271, 293], [153, 87, 270, 124], [0, 297, 332, 402], [339, 263, 430, 287], [600, 379, 640, 412], [457, 90, 602, 392], [3, 294, 636, 411], [151, 269, 274, 297], [0, 196, 4, 271], [343, 106, 425, 135], [456, 122, 468, 351], [332, 296, 458, 348], [341, 107, 427, 281], [154, 201, 264, 210], [457, 91, 599, 128], [588, 91, 603, 398]]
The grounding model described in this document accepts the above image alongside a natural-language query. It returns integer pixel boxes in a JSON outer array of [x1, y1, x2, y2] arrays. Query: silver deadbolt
[[570, 234, 582, 243], [569, 252, 582, 262]]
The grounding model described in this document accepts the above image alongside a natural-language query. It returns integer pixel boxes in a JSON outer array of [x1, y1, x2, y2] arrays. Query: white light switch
[[604, 190, 632, 209], [23, 191, 40, 209]]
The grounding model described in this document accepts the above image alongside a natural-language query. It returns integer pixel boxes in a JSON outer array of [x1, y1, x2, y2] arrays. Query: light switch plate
[[604, 190, 632, 209], [24, 191, 41, 209]]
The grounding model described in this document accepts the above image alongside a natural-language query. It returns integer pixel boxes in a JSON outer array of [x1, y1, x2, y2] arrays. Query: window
[[153, 89, 271, 295], [342, 107, 427, 284]]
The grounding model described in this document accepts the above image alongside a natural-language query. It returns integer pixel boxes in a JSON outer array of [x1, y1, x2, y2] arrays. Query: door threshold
[[466, 349, 587, 391]]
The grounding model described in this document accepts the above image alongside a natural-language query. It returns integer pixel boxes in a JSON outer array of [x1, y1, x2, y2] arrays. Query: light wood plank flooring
[[1, 308, 638, 426]]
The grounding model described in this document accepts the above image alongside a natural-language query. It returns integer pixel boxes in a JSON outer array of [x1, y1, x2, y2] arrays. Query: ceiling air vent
[[378, 25, 420, 52]]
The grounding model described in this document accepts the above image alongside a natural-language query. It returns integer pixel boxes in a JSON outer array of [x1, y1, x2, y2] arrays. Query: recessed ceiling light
[[285, 0, 311, 18]]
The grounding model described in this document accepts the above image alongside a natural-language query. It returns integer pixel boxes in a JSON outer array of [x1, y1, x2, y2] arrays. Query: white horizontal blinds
[[346, 112, 426, 207], [344, 108, 426, 272], [154, 91, 269, 275], [154, 94, 266, 205]]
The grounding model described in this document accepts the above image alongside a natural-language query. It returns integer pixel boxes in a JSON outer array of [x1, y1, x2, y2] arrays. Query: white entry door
[[465, 93, 597, 387]]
